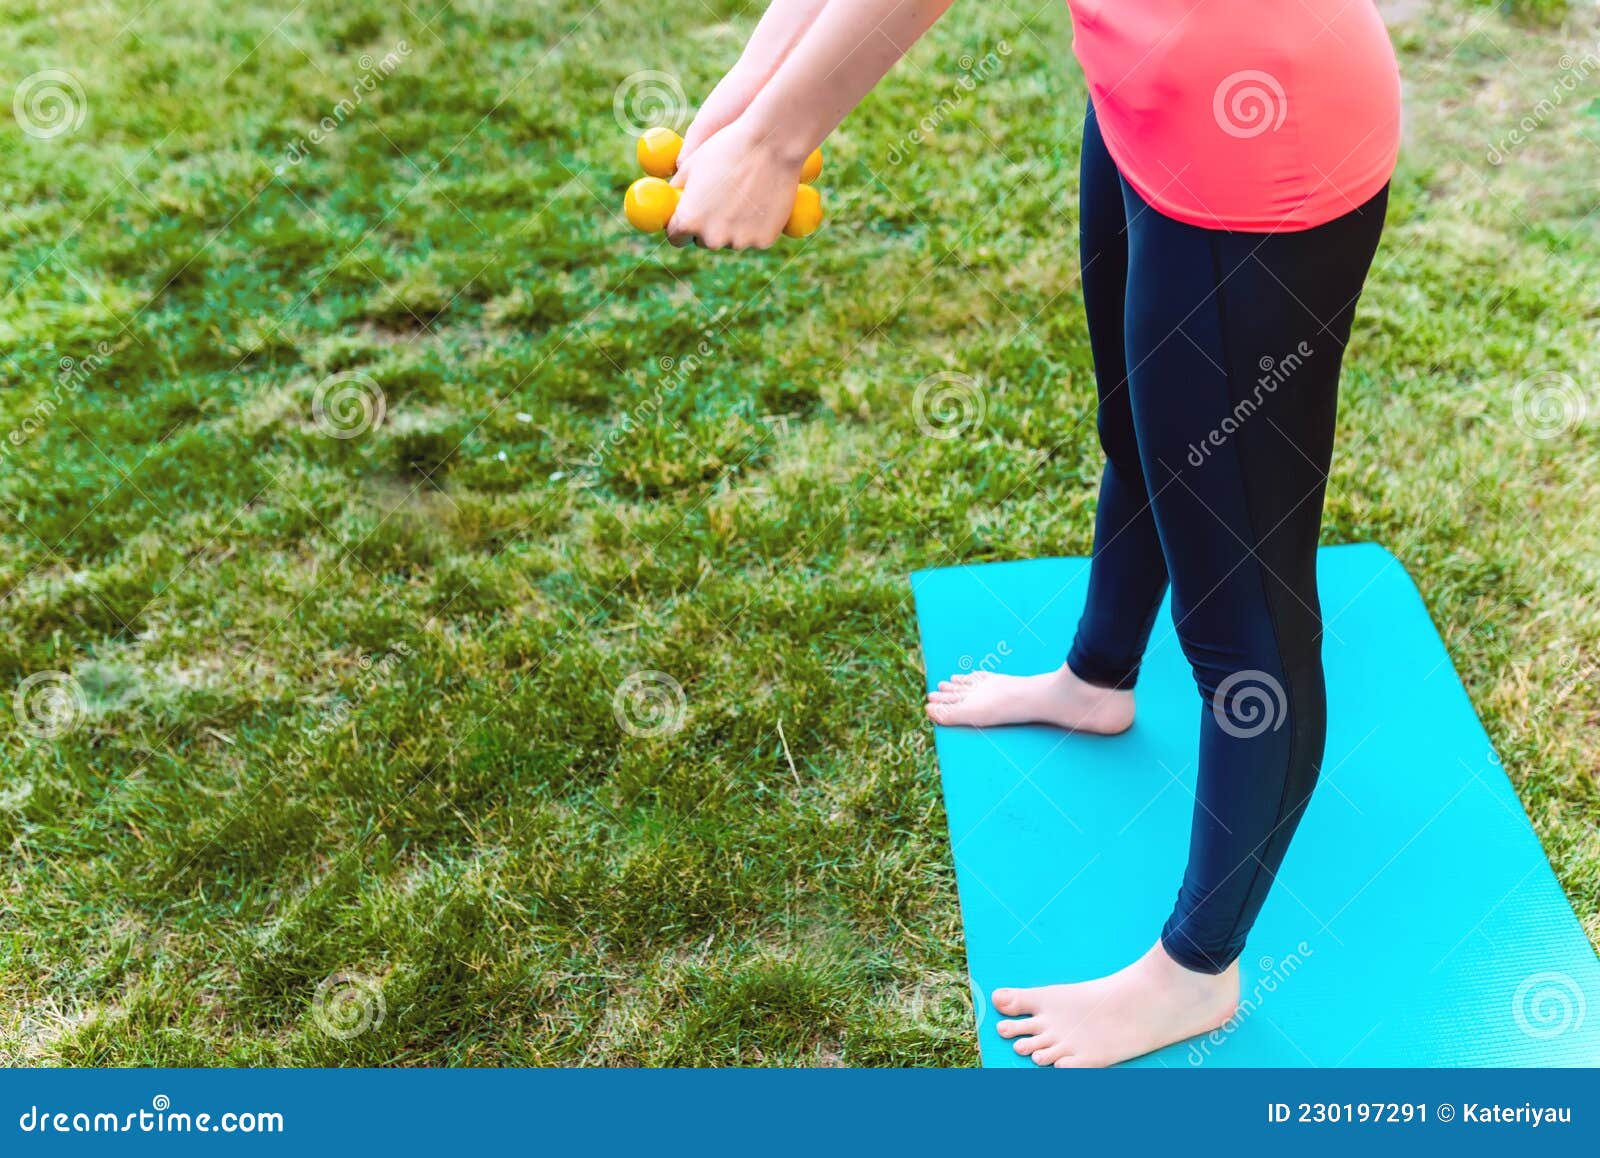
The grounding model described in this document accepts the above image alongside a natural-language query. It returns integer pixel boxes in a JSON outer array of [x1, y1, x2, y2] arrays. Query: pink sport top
[[1067, 0, 1401, 232]]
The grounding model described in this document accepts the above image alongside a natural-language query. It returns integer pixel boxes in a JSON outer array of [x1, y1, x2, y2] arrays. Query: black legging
[[1065, 102, 1388, 973]]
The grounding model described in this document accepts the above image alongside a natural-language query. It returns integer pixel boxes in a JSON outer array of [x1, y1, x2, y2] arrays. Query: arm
[[668, 0, 958, 250], [744, 0, 956, 170], [678, 0, 832, 165]]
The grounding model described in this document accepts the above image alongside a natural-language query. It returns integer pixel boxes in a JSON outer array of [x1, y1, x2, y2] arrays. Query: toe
[[1031, 1042, 1071, 1066], [1053, 1054, 1099, 1068], [926, 691, 962, 703], [936, 680, 962, 693], [996, 1017, 1040, 1039], [926, 703, 953, 724], [1013, 1033, 1053, 1057], [992, 988, 1035, 1017]]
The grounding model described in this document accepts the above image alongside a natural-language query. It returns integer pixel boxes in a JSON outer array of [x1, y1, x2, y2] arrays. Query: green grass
[[2, 0, 1598, 1065]]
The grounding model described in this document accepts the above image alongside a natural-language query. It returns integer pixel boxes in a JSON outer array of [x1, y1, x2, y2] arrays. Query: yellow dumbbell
[[637, 126, 822, 184], [623, 176, 681, 233], [624, 177, 824, 238], [624, 126, 825, 239], [784, 184, 823, 238], [636, 127, 682, 179]]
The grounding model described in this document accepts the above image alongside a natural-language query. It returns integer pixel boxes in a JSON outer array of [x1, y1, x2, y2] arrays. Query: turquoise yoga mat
[[911, 544, 1600, 1067]]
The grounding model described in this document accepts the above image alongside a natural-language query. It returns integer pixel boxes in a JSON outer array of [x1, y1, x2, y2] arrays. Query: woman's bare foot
[[992, 941, 1239, 1068], [924, 661, 1134, 733]]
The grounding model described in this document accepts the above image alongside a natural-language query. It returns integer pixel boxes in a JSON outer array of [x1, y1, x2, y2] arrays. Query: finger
[[679, 103, 728, 162], [678, 106, 713, 158], [665, 205, 697, 247], [677, 131, 705, 168]]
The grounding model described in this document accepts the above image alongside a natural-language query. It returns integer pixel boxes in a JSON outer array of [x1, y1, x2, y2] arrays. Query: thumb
[[678, 103, 736, 168], [678, 122, 710, 163], [678, 86, 727, 159]]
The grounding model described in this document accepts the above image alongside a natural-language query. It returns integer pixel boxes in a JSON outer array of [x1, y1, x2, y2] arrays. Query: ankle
[[1062, 659, 1133, 696], [1148, 941, 1239, 1006]]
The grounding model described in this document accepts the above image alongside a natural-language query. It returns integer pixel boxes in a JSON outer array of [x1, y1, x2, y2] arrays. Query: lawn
[[2, 0, 1597, 1065]]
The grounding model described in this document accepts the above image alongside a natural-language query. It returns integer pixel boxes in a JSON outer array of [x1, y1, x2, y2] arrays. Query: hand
[[667, 118, 801, 251], [679, 68, 764, 168], [680, 0, 833, 165]]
